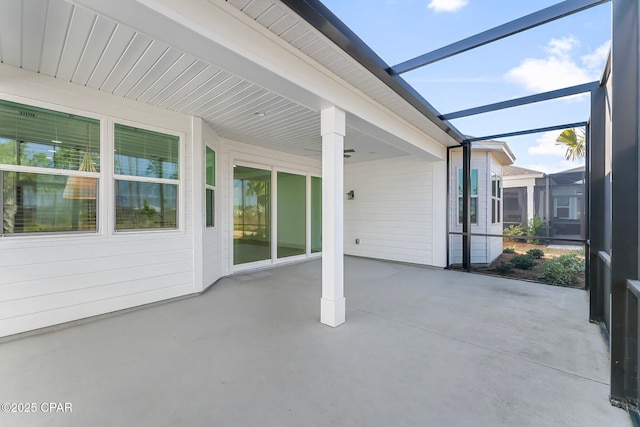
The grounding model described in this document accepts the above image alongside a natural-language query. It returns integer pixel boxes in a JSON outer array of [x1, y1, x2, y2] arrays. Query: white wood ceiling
[[0, 0, 410, 162], [226, 0, 454, 149]]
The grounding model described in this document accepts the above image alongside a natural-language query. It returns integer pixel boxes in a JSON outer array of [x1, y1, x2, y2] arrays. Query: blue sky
[[321, 0, 611, 173]]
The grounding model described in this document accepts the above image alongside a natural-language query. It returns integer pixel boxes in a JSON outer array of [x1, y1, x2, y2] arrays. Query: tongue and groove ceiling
[[0, 0, 442, 163]]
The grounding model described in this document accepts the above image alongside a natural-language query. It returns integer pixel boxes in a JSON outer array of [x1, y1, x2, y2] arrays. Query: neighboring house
[[503, 165, 545, 228], [503, 165, 586, 239], [0, 0, 458, 336], [547, 166, 586, 239], [449, 140, 515, 266]]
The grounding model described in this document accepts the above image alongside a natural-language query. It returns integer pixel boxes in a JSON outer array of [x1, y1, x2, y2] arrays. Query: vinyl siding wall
[[344, 156, 447, 267], [0, 67, 196, 337], [0, 67, 324, 337], [449, 150, 504, 265], [0, 64, 448, 337], [202, 123, 223, 288]]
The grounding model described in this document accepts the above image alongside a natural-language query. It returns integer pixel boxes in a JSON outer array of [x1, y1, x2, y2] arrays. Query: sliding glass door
[[233, 164, 321, 268]]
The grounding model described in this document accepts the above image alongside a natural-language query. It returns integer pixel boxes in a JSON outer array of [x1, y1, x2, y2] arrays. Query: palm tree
[[556, 128, 586, 161], [245, 179, 269, 237]]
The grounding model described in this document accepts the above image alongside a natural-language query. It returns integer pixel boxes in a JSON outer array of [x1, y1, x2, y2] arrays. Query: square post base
[[321, 297, 346, 327]]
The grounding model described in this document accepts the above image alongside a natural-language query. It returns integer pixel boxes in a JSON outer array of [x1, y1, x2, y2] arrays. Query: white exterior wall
[[488, 155, 504, 263], [503, 176, 539, 224], [449, 150, 504, 265], [202, 122, 223, 288], [343, 156, 447, 267], [0, 66, 197, 337], [0, 66, 326, 337]]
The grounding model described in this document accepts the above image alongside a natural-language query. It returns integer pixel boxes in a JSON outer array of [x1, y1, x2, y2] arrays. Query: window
[[457, 168, 478, 224], [114, 124, 179, 230], [205, 147, 215, 228], [0, 99, 100, 235], [491, 170, 502, 224], [555, 196, 571, 219]]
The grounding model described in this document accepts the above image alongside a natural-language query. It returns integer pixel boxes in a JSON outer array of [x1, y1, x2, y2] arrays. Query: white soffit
[[0, 0, 414, 162], [226, 0, 457, 149]]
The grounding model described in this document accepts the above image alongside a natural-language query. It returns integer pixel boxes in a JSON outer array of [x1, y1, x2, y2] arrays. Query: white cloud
[[546, 36, 579, 58], [427, 0, 468, 13], [520, 159, 584, 175], [527, 131, 567, 157], [581, 41, 610, 71], [505, 36, 609, 93], [526, 131, 587, 168]]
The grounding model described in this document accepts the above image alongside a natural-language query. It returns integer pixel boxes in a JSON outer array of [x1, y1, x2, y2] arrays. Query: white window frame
[[0, 97, 103, 238], [491, 170, 502, 224], [457, 168, 478, 225], [554, 195, 571, 219], [205, 145, 216, 229], [111, 119, 184, 233]]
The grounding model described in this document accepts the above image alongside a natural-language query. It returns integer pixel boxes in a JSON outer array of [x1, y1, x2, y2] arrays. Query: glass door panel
[[311, 176, 322, 253], [233, 166, 271, 265], [277, 172, 306, 258]]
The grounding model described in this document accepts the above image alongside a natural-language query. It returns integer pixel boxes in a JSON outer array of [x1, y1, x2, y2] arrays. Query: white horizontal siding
[[489, 157, 504, 262], [0, 65, 197, 337], [2, 284, 194, 338], [202, 123, 223, 287], [449, 151, 506, 265], [344, 155, 443, 266]]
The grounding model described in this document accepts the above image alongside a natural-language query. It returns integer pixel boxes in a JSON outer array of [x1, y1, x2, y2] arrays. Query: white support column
[[527, 183, 535, 223], [320, 106, 346, 327]]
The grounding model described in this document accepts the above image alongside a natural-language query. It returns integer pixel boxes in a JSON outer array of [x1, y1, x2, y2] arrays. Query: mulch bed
[[463, 243, 586, 289]]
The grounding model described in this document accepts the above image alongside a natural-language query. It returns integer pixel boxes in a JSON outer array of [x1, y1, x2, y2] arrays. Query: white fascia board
[[70, 0, 447, 160]]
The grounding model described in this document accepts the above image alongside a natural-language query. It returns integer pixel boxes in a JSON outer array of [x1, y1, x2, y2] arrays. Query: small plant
[[542, 253, 584, 286], [510, 254, 537, 270], [503, 225, 525, 242], [503, 246, 516, 254], [526, 216, 547, 244], [141, 200, 156, 223], [495, 261, 514, 274], [526, 248, 545, 259]]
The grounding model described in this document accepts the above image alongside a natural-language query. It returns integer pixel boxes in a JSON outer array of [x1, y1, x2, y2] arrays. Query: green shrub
[[503, 225, 525, 242], [542, 254, 584, 286], [495, 261, 514, 274], [526, 216, 547, 244], [511, 254, 537, 270], [503, 246, 516, 254], [526, 248, 545, 259], [557, 253, 584, 271]]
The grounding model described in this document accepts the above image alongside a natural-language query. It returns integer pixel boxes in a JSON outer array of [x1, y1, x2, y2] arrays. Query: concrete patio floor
[[0, 257, 630, 426]]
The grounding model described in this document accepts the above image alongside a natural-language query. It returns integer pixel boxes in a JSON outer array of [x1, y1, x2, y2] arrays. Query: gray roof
[[503, 165, 545, 177]]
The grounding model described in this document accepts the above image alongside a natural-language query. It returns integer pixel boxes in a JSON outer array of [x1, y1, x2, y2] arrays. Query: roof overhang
[[452, 140, 516, 166]]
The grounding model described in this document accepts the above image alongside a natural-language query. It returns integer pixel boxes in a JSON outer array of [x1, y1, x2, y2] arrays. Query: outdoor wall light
[[346, 190, 355, 200]]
